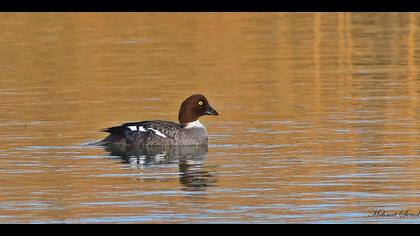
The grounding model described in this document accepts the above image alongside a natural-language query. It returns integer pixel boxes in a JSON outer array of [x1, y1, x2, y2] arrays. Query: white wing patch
[[147, 128, 167, 138], [127, 126, 138, 131], [128, 126, 147, 132], [127, 125, 167, 139]]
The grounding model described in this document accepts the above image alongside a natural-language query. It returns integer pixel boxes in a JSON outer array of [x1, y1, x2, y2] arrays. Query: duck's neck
[[181, 120, 205, 129]]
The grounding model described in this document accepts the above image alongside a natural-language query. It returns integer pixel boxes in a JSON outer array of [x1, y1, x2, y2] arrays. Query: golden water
[[0, 13, 419, 223]]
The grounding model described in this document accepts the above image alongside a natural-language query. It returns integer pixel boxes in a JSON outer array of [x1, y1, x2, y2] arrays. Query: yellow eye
[[198, 101, 204, 106]]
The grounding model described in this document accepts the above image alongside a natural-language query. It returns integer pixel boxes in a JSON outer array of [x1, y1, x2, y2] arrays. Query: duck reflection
[[103, 144, 217, 191]]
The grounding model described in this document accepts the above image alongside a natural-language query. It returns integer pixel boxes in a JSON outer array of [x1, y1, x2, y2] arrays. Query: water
[[0, 13, 420, 223]]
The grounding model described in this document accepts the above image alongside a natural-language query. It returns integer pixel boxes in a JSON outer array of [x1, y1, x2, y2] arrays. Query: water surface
[[0, 13, 420, 223]]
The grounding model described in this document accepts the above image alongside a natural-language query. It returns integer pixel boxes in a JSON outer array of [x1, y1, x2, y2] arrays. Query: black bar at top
[[0, 1, 419, 12]]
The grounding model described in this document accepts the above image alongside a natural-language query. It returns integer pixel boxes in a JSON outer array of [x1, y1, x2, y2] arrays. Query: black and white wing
[[101, 120, 182, 144]]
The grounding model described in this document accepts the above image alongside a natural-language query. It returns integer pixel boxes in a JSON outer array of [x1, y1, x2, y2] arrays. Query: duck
[[99, 94, 219, 146]]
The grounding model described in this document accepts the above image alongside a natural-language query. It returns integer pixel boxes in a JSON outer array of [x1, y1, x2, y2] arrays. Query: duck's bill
[[205, 106, 219, 116]]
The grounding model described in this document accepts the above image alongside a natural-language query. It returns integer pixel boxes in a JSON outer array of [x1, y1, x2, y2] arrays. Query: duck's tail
[[95, 134, 120, 145]]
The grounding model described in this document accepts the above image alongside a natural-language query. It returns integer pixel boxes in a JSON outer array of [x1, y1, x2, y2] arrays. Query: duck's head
[[178, 94, 219, 126]]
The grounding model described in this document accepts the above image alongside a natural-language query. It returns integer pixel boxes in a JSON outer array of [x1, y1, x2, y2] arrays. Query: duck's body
[[99, 94, 218, 146], [101, 120, 208, 146]]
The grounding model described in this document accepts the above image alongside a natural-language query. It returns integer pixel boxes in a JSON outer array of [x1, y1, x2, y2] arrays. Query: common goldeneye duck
[[99, 94, 219, 146]]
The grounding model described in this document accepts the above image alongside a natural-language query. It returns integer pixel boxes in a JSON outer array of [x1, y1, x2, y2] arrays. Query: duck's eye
[[198, 101, 204, 106]]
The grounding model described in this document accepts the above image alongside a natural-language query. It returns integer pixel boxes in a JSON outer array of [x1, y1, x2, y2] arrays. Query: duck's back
[[101, 120, 208, 146]]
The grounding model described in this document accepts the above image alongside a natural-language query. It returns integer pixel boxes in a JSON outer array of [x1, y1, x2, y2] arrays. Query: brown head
[[178, 94, 219, 126]]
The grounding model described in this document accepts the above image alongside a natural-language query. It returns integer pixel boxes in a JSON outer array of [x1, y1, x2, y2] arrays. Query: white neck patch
[[183, 120, 205, 129]]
